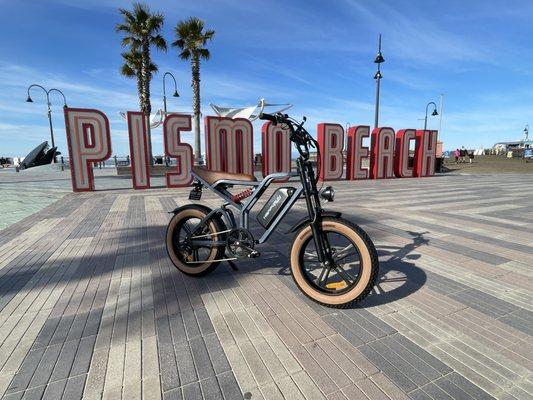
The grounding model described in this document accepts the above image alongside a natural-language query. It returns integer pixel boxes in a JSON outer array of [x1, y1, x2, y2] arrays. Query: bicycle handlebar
[[259, 112, 320, 178], [259, 112, 279, 124]]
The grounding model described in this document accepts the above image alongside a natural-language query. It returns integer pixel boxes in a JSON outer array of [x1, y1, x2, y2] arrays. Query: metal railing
[[57, 155, 177, 169]]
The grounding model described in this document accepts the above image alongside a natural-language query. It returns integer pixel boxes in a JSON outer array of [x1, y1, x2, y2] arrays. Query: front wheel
[[290, 217, 379, 308]]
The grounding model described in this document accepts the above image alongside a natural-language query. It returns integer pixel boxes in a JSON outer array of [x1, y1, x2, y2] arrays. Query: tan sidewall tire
[[166, 208, 221, 275], [290, 220, 374, 306]]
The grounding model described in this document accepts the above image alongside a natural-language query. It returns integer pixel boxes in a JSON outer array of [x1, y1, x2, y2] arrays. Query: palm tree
[[120, 50, 158, 111], [116, 2, 166, 164], [173, 17, 215, 164]]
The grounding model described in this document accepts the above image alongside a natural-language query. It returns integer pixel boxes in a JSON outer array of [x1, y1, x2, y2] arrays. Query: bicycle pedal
[[247, 251, 260, 258]]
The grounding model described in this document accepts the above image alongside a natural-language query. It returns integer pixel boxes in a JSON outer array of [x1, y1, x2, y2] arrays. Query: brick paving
[[0, 173, 532, 399]]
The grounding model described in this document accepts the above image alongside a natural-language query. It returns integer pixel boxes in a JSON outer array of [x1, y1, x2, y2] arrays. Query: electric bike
[[166, 112, 379, 307]]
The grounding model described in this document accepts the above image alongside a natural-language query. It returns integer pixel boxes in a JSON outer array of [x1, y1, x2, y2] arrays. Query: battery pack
[[256, 187, 296, 228]]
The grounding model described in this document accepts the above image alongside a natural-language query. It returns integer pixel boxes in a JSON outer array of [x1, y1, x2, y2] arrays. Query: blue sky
[[1, 0, 532, 157]]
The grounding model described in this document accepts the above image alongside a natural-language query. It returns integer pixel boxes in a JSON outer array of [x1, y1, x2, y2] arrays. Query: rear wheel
[[290, 217, 379, 308], [166, 205, 227, 276]]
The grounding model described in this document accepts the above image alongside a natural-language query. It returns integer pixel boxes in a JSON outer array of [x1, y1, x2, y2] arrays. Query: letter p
[[64, 108, 112, 192]]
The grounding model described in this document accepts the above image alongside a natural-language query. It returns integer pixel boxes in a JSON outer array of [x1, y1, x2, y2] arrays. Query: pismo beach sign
[[63, 108, 437, 192]]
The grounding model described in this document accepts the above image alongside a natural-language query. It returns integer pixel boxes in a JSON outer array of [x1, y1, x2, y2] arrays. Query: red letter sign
[[318, 123, 344, 181], [394, 129, 416, 178], [127, 111, 151, 189], [346, 125, 370, 180], [370, 127, 395, 179], [414, 130, 438, 177], [261, 121, 291, 180], [205, 117, 253, 175], [64, 108, 112, 192], [164, 114, 193, 187]]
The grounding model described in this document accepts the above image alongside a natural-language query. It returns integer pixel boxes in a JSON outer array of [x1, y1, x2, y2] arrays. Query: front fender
[[286, 211, 342, 233]]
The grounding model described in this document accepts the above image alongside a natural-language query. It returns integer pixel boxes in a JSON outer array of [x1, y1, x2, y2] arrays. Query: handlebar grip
[[259, 113, 277, 124]]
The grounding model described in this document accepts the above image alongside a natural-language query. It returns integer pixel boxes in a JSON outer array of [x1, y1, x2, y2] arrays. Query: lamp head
[[26, 95, 33, 103], [374, 52, 385, 64], [319, 186, 335, 202], [374, 70, 383, 80], [432, 109, 439, 116], [173, 90, 179, 97]]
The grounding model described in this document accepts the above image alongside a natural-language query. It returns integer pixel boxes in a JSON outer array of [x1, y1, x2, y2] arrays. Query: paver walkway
[[0, 173, 532, 400]]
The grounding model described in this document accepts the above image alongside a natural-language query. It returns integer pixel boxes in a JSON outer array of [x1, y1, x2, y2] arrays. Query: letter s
[[164, 114, 193, 187]]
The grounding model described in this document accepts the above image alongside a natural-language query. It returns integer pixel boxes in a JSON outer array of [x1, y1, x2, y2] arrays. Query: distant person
[[454, 148, 460, 163], [469, 151, 474, 163], [460, 146, 467, 163]]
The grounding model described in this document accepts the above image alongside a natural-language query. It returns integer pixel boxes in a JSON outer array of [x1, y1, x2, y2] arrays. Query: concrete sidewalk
[[0, 173, 532, 399]]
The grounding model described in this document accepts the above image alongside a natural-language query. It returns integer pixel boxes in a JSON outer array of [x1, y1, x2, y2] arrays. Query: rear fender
[[169, 204, 234, 232]]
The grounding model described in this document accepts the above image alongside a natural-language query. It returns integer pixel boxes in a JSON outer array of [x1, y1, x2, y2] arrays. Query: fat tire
[[166, 204, 227, 276], [290, 217, 379, 308]]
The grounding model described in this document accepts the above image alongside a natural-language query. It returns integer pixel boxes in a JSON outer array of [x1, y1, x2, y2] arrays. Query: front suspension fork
[[298, 159, 334, 265]]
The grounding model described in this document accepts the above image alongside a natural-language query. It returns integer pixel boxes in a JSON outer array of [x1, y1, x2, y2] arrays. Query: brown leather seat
[[192, 166, 257, 185]]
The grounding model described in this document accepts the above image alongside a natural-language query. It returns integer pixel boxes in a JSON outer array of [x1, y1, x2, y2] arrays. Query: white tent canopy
[[119, 99, 292, 128], [118, 108, 165, 129], [210, 98, 292, 121]]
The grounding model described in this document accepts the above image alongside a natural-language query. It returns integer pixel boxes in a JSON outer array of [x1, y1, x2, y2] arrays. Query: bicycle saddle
[[192, 166, 257, 185]]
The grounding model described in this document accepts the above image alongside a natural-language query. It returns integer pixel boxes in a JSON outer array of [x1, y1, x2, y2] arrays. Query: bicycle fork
[[297, 159, 334, 266]]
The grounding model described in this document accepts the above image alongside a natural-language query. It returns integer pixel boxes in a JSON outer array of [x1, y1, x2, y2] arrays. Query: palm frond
[[204, 29, 215, 41], [132, 2, 150, 22], [148, 62, 158, 73], [198, 48, 210, 61], [120, 64, 136, 78], [179, 48, 192, 60], [146, 13, 164, 33], [173, 17, 215, 59], [151, 34, 167, 51], [171, 38, 186, 49]]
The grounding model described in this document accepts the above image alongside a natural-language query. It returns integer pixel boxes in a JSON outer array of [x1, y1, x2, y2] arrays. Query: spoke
[[317, 266, 331, 287], [333, 244, 355, 261], [335, 263, 355, 285], [183, 221, 192, 235], [190, 240, 225, 248]]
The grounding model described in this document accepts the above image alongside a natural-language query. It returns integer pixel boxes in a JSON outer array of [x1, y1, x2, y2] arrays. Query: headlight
[[320, 186, 335, 202]]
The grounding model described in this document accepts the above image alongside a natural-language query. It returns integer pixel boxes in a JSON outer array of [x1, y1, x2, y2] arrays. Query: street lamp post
[[438, 93, 444, 135], [26, 84, 68, 162], [423, 101, 439, 131], [163, 72, 179, 115], [373, 33, 385, 128]]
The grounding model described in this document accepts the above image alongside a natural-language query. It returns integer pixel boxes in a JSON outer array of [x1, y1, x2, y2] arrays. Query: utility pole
[[373, 34, 385, 128], [438, 93, 444, 136]]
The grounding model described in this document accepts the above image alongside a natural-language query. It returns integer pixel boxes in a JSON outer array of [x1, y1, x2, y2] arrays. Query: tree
[[116, 2, 167, 164], [120, 50, 158, 111], [173, 17, 215, 164]]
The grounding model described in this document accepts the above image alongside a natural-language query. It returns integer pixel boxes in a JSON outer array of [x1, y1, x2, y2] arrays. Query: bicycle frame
[[189, 169, 302, 245], [187, 155, 334, 264]]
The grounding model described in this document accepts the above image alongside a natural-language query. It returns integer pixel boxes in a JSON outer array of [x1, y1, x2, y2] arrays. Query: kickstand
[[227, 259, 239, 271]]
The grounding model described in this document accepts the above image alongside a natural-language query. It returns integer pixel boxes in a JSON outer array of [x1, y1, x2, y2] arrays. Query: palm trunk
[[192, 54, 201, 164], [141, 38, 154, 166], [137, 74, 143, 111]]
